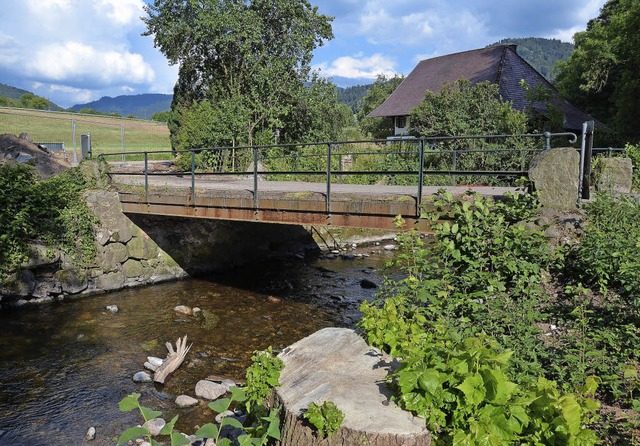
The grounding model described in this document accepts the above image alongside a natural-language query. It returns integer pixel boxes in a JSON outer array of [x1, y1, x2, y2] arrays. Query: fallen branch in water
[[153, 335, 192, 384]]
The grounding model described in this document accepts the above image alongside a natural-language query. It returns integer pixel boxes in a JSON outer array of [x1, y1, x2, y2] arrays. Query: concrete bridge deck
[[112, 173, 516, 230]]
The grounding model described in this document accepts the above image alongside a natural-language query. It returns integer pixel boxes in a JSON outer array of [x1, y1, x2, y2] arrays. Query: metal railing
[[99, 132, 579, 217]]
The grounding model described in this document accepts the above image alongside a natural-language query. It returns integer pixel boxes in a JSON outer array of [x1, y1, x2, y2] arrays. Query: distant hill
[[338, 84, 372, 113], [489, 37, 574, 81], [70, 94, 173, 119], [0, 82, 64, 111], [0, 82, 31, 99]]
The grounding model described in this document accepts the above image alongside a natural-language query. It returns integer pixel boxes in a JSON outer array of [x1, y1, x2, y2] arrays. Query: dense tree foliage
[[356, 75, 404, 139], [410, 79, 528, 137], [555, 0, 640, 142], [490, 37, 574, 81], [337, 84, 372, 113], [143, 0, 335, 148], [0, 93, 55, 110]]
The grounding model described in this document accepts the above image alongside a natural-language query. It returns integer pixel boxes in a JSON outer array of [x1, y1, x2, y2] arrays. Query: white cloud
[[94, 0, 145, 26], [27, 41, 155, 86], [316, 53, 397, 79]]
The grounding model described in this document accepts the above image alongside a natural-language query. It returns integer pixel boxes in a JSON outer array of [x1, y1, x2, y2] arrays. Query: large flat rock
[[276, 327, 430, 446]]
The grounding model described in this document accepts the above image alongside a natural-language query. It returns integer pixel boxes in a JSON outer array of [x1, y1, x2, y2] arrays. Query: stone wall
[[0, 190, 318, 306]]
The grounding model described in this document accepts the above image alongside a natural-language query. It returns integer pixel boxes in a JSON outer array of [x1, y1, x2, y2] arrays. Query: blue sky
[[0, 0, 606, 108]]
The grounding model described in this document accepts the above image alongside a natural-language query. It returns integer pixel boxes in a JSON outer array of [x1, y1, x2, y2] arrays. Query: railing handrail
[[99, 132, 579, 218]]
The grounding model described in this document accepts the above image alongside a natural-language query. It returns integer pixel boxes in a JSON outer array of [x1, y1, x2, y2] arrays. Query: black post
[[417, 139, 425, 216], [253, 147, 259, 210], [326, 143, 332, 215], [582, 121, 595, 200]]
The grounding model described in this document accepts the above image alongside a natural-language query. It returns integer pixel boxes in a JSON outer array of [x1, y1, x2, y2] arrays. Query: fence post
[[326, 143, 332, 215], [144, 152, 149, 197], [191, 151, 196, 201], [580, 121, 595, 201], [120, 125, 125, 162], [417, 139, 425, 217], [253, 146, 259, 211]]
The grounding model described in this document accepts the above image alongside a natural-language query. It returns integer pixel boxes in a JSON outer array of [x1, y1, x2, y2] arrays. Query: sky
[[0, 0, 607, 109]]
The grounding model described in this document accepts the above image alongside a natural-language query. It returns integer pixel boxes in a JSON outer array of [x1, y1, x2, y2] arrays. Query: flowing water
[[0, 251, 395, 446]]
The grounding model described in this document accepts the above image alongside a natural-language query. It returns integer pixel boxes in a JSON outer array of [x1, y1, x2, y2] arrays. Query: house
[[368, 44, 597, 136]]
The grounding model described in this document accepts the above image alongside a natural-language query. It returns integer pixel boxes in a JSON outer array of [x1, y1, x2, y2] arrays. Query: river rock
[[192, 307, 202, 316], [85, 426, 96, 440], [144, 418, 166, 436], [144, 361, 158, 372], [275, 327, 431, 446], [360, 279, 378, 289], [529, 147, 580, 210], [106, 305, 119, 313], [174, 305, 192, 315], [147, 356, 164, 367], [133, 371, 152, 383], [195, 380, 227, 400], [383, 244, 396, 250], [175, 395, 199, 408]]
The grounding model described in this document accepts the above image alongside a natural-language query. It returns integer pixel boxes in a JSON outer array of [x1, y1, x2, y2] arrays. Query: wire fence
[[0, 107, 171, 159]]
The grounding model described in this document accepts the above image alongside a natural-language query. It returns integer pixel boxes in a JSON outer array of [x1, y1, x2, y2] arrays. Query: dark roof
[[368, 45, 597, 131]]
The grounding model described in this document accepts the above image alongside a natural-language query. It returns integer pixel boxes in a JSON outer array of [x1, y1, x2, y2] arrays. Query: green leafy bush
[[0, 164, 98, 282], [303, 401, 345, 438]]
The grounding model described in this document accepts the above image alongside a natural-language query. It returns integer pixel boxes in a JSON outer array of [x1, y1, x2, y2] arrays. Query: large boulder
[[595, 157, 633, 193], [275, 328, 430, 446], [528, 148, 580, 210]]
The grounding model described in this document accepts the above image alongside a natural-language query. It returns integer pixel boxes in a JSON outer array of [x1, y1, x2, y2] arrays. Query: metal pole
[[326, 143, 332, 215], [144, 152, 149, 197], [582, 121, 595, 200], [191, 151, 195, 200], [121, 124, 125, 162], [253, 147, 259, 211], [544, 131, 551, 150], [72, 119, 77, 166], [578, 122, 588, 206], [417, 139, 425, 216]]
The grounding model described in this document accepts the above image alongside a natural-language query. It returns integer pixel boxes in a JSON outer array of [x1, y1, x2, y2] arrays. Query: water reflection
[[0, 253, 391, 445]]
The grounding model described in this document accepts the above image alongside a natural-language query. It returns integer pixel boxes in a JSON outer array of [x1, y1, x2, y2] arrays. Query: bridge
[[101, 132, 585, 230]]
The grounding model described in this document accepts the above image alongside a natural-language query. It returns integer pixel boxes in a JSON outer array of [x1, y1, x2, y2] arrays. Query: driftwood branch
[[153, 335, 192, 384]]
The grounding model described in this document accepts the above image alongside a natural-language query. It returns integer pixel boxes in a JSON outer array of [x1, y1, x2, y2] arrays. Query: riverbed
[[0, 250, 395, 445]]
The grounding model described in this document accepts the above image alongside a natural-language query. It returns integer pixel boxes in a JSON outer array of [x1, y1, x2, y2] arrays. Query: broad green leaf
[[230, 386, 248, 402], [140, 406, 163, 421], [418, 369, 445, 395], [577, 375, 599, 396], [221, 416, 245, 429], [560, 395, 581, 436], [117, 426, 148, 445], [208, 398, 231, 414], [160, 415, 179, 435], [456, 373, 486, 406], [267, 415, 281, 440], [118, 393, 141, 412], [218, 439, 232, 446], [195, 423, 219, 438], [170, 432, 190, 446]]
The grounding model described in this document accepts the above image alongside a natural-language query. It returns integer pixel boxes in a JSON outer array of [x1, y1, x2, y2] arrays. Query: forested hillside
[[69, 94, 173, 119], [337, 84, 371, 112], [490, 37, 574, 81]]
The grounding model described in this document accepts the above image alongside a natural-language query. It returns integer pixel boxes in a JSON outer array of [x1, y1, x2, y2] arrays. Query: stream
[[0, 249, 396, 446]]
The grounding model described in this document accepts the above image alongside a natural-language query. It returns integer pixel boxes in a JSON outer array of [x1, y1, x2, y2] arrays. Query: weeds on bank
[[359, 187, 640, 444]]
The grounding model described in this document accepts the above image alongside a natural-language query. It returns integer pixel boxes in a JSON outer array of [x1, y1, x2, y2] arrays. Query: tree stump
[[274, 328, 431, 446]]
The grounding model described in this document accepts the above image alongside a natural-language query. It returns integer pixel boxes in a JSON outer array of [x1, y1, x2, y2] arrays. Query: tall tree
[[143, 0, 333, 148], [555, 0, 640, 142], [356, 75, 404, 139]]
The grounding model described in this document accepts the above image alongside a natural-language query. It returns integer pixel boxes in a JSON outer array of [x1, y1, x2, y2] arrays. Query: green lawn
[[0, 108, 171, 156]]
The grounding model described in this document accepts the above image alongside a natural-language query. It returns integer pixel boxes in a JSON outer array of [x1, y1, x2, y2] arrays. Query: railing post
[[253, 146, 259, 211], [544, 131, 551, 150], [326, 143, 332, 215], [417, 139, 425, 217], [191, 151, 195, 201], [144, 152, 148, 197]]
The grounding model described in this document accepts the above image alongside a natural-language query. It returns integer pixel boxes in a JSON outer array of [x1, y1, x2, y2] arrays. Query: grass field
[[0, 107, 171, 157]]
